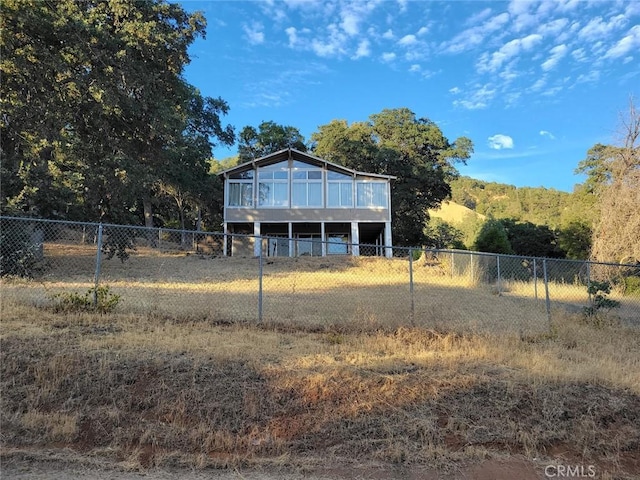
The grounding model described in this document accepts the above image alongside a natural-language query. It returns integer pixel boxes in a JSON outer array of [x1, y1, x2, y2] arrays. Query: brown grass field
[[1, 247, 640, 478]]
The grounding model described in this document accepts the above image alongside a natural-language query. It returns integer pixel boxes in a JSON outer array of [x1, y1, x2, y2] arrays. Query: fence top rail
[[2, 215, 639, 270]]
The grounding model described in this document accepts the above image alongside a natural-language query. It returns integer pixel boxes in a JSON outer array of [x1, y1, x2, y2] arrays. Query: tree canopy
[[238, 121, 307, 163], [0, 0, 234, 226], [311, 108, 473, 246], [588, 99, 640, 265]]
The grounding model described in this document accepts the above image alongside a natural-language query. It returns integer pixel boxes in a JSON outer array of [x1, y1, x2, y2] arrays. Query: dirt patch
[[1, 451, 547, 479]]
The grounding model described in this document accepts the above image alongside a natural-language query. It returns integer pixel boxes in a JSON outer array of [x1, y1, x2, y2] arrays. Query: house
[[218, 148, 395, 257]]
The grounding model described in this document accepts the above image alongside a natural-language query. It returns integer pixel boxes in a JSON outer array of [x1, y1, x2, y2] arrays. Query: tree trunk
[[142, 196, 157, 247]]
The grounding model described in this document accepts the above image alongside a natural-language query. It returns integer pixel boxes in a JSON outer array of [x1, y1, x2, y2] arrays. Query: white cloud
[[571, 48, 587, 62], [340, 12, 359, 36], [417, 26, 429, 36], [382, 29, 394, 40], [353, 39, 371, 59], [285, 26, 298, 47], [575, 70, 601, 84], [531, 77, 547, 91], [453, 84, 496, 110], [449, 86, 461, 94], [578, 15, 627, 41], [464, 7, 493, 27], [541, 44, 568, 71], [555, 0, 581, 12], [539, 130, 555, 140], [605, 25, 640, 59], [488, 134, 514, 150], [537, 18, 569, 37], [409, 64, 420, 73], [381, 52, 396, 62], [399, 34, 418, 46], [478, 34, 542, 73], [444, 12, 509, 54], [508, 0, 539, 32], [243, 22, 265, 45], [541, 85, 563, 97], [310, 23, 348, 57]]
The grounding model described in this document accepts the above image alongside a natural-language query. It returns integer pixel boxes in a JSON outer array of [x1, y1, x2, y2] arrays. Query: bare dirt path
[[2, 451, 545, 480]]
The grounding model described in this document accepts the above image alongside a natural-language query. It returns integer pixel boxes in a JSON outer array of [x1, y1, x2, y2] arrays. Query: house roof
[[217, 148, 396, 180]]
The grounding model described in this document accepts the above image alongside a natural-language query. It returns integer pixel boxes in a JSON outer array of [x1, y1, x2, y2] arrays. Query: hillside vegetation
[[427, 177, 599, 259], [449, 176, 597, 229]]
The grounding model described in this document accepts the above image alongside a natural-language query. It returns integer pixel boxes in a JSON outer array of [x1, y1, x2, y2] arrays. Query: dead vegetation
[[1, 297, 639, 478]]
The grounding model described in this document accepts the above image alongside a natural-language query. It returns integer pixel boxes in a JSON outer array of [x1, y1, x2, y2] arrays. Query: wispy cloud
[[398, 34, 418, 46], [381, 52, 396, 62], [541, 44, 568, 71], [488, 134, 514, 150], [443, 12, 509, 54], [605, 25, 640, 59], [578, 15, 627, 41], [539, 130, 556, 140], [477, 34, 543, 73], [353, 39, 371, 59], [243, 22, 265, 45]]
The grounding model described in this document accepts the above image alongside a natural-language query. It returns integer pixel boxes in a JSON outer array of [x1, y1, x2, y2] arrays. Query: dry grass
[[1, 295, 639, 476], [2, 246, 562, 334], [2, 246, 639, 476], [428, 200, 486, 224]]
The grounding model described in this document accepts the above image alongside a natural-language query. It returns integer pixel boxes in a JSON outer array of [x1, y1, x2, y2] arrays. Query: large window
[[292, 169, 322, 207], [356, 181, 387, 208], [258, 162, 288, 207], [327, 171, 353, 207], [227, 170, 254, 207]]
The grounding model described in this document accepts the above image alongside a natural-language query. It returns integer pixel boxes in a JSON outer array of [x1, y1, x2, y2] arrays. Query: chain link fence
[[2, 216, 639, 334]]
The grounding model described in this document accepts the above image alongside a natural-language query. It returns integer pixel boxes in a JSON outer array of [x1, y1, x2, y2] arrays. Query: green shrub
[[49, 286, 121, 314], [0, 222, 42, 277], [582, 281, 620, 327], [621, 276, 640, 297]]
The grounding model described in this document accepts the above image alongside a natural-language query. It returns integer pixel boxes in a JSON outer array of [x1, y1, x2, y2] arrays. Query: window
[[258, 162, 288, 207], [356, 182, 387, 208], [327, 171, 353, 207], [292, 169, 322, 207], [327, 235, 349, 254], [228, 183, 253, 207], [227, 170, 254, 207]]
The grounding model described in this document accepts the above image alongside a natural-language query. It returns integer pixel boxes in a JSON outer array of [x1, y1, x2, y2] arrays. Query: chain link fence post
[[93, 223, 104, 307], [543, 258, 551, 326], [533, 258, 538, 300], [258, 236, 264, 323], [586, 261, 592, 305], [409, 247, 415, 326], [496, 254, 502, 295]]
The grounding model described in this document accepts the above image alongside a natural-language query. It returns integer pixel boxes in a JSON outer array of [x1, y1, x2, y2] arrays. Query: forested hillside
[[449, 176, 598, 229], [426, 177, 599, 259]]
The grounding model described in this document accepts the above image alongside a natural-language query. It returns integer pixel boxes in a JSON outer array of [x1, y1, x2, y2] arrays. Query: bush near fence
[[1, 216, 639, 332]]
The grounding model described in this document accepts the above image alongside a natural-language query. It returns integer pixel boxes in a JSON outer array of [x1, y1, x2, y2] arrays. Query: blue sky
[[179, 0, 640, 192]]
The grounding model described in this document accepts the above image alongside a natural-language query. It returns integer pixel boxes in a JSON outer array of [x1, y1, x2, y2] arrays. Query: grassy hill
[[439, 176, 598, 230], [428, 200, 485, 225]]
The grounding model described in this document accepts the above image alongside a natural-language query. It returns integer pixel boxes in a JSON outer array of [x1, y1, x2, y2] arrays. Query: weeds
[[583, 281, 620, 327], [49, 285, 121, 313]]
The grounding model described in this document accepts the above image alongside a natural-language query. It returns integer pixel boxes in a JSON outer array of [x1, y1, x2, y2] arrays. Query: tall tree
[[473, 219, 513, 254], [588, 98, 640, 265], [0, 0, 234, 225], [238, 121, 307, 162], [312, 108, 473, 246], [500, 219, 565, 258]]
